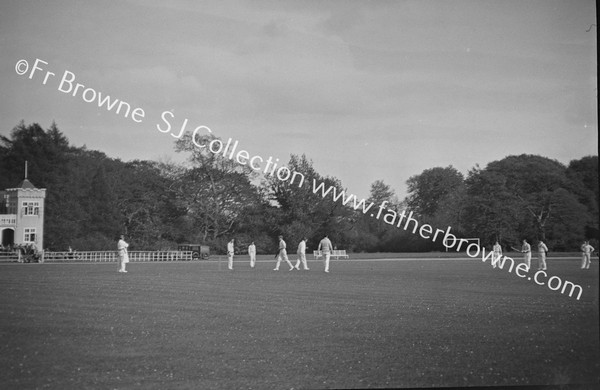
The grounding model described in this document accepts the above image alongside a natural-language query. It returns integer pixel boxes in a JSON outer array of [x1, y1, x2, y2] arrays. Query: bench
[[313, 250, 349, 260], [332, 250, 349, 259]]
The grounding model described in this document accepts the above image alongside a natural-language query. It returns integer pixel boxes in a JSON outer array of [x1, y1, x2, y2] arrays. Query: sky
[[0, 0, 597, 200]]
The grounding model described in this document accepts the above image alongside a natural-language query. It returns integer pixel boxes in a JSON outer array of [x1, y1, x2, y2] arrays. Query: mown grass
[[0, 257, 598, 389]]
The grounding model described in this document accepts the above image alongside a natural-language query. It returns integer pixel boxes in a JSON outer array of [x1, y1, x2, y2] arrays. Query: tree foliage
[[405, 166, 464, 219], [265, 154, 356, 251], [461, 155, 592, 249], [1, 122, 597, 253]]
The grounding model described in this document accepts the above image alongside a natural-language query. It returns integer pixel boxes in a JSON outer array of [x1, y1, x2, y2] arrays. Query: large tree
[[0, 121, 70, 190], [352, 179, 397, 250], [404, 166, 466, 245], [566, 156, 599, 240], [463, 154, 590, 250], [111, 160, 186, 250], [462, 166, 526, 245], [405, 166, 465, 219], [174, 133, 266, 251], [265, 154, 356, 251]]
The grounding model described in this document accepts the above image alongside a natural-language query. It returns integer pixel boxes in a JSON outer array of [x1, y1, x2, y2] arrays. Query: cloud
[[1, 0, 596, 200]]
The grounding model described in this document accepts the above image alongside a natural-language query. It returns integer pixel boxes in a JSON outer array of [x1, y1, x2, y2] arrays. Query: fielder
[[581, 241, 594, 269], [537, 240, 548, 271], [274, 235, 294, 271], [318, 234, 333, 273], [294, 237, 309, 270], [248, 241, 256, 268], [521, 239, 531, 269], [492, 241, 502, 269], [117, 235, 129, 273], [227, 238, 235, 270]]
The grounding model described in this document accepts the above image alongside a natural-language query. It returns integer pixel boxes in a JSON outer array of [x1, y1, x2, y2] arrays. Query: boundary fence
[[0, 251, 195, 263], [0, 251, 20, 263]]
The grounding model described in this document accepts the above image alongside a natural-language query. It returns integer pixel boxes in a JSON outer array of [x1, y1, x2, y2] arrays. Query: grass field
[[1, 256, 598, 389]]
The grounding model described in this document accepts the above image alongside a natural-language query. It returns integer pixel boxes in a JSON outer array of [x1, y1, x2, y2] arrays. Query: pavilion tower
[[0, 162, 46, 249]]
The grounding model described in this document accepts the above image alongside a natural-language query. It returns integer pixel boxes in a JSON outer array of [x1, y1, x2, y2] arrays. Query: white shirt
[[582, 244, 594, 254], [318, 238, 333, 253], [227, 241, 234, 255], [279, 239, 286, 250], [117, 239, 128, 253], [248, 244, 256, 255], [297, 240, 306, 255]]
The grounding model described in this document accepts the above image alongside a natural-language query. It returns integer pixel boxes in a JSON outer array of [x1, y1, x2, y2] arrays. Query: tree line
[[1, 121, 597, 253]]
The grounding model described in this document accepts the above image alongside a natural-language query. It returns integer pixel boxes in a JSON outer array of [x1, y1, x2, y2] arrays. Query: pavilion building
[[0, 175, 46, 250]]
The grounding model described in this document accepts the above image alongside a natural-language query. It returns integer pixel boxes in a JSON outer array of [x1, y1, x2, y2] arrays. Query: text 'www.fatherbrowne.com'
[[15, 57, 584, 300]]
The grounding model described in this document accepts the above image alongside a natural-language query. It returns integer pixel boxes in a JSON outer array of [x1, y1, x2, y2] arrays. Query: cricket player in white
[[318, 235, 333, 273], [581, 241, 594, 269], [521, 239, 531, 269], [227, 238, 235, 270], [117, 235, 129, 273], [248, 241, 256, 268], [274, 235, 294, 271], [492, 241, 502, 269], [294, 237, 309, 270], [537, 240, 548, 270]]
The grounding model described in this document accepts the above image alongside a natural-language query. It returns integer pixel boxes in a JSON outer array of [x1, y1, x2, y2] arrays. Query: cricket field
[[1, 255, 598, 389]]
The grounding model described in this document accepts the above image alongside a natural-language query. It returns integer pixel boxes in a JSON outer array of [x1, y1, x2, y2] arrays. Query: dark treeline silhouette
[[1, 121, 597, 253]]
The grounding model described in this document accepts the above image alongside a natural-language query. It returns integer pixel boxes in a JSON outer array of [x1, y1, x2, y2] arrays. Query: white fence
[[0, 251, 20, 263], [0, 251, 195, 263]]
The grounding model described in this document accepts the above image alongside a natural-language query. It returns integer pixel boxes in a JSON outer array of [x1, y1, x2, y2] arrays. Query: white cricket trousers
[[324, 252, 331, 272], [581, 253, 591, 269], [538, 252, 546, 270], [275, 249, 293, 270], [524, 252, 531, 269], [295, 253, 308, 270]]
